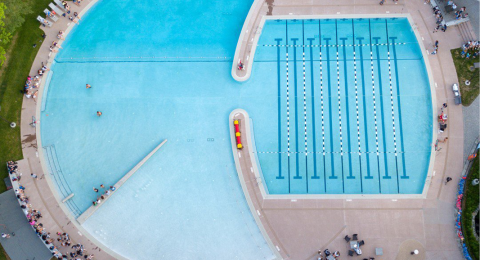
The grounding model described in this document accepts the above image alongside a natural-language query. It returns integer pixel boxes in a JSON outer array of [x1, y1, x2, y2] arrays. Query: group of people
[[8, 160, 21, 182], [61, 0, 72, 13], [24, 63, 48, 100], [7, 161, 96, 259], [431, 5, 445, 28], [30, 0, 85, 102], [461, 41, 479, 59], [7, 161, 19, 177], [7, 161, 65, 258], [92, 184, 116, 206], [56, 232, 72, 247], [51, 1, 82, 23], [454, 6, 468, 19], [317, 249, 341, 260], [69, 12, 81, 24], [56, 242, 94, 260], [50, 40, 63, 53]]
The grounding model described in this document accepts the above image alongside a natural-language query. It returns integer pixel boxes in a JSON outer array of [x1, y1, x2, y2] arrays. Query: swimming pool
[[40, 0, 277, 259], [39, 1, 432, 258], [252, 18, 433, 195]]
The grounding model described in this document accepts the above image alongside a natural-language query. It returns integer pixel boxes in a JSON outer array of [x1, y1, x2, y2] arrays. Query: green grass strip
[[451, 48, 480, 107], [0, 0, 52, 193]]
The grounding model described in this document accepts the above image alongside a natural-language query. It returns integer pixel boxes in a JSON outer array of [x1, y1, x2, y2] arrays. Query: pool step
[[457, 21, 477, 43]]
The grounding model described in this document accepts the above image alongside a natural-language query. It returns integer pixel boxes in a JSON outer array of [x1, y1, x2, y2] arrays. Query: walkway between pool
[[77, 139, 167, 224], [229, 109, 284, 260]]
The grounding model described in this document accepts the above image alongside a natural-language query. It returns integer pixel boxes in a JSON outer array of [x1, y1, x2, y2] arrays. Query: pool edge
[[32, 0, 128, 259]]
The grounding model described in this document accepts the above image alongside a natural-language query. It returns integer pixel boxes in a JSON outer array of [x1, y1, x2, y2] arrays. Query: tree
[[1, 0, 32, 35], [0, 0, 32, 66]]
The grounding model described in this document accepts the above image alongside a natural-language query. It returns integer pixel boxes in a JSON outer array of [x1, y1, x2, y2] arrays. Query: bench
[[44, 9, 58, 22], [53, 0, 67, 12], [48, 3, 64, 16], [36, 16, 52, 27]]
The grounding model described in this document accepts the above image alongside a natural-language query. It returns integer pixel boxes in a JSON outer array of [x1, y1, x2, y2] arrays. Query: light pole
[[0, 106, 16, 128]]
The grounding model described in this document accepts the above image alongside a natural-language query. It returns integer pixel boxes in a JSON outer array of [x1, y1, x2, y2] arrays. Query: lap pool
[[252, 18, 433, 195], [39, 0, 433, 258]]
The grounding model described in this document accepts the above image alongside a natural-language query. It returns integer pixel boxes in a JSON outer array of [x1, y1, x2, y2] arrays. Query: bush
[[463, 155, 480, 260]]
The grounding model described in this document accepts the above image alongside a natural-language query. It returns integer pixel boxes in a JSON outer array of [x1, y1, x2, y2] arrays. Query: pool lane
[[355, 20, 380, 194]]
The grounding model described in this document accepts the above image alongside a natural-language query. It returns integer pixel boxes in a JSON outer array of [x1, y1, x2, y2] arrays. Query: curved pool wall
[[40, 0, 277, 259], [250, 17, 433, 195]]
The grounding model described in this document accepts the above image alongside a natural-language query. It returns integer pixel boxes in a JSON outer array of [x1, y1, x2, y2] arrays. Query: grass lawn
[[0, 1, 78, 259], [451, 48, 480, 106], [0, 0, 52, 194], [463, 155, 479, 260]]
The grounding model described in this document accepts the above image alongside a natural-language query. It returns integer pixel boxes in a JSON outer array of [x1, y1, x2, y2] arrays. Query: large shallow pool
[[41, 0, 276, 259], [40, 0, 433, 258]]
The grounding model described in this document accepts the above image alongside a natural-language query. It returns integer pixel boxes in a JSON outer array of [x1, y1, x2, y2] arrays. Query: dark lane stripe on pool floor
[[351, 21, 364, 192], [368, 20, 382, 192], [385, 20, 400, 193], [308, 38, 319, 181], [276, 39, 284, 180], [390, 38, 409, 181]]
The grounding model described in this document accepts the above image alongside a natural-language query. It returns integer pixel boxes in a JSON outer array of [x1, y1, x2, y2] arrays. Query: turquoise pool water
[[253, 18, 433, 194], [41, 0, 276, 259], [40, 0, 432, 258]]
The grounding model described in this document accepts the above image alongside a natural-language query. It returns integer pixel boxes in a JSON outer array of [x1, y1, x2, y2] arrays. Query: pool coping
[[30, 0, 127, 259], [230, 13, 437, 200]]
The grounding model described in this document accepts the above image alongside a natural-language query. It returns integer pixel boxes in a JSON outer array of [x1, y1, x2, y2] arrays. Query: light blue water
[[41, 0, 276, 259], [40, 1, 432, 258]]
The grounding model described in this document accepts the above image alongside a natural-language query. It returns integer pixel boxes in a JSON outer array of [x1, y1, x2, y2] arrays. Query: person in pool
[[97, 111, 102, 117]]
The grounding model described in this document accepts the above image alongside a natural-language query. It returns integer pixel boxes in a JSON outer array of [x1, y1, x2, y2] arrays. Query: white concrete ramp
[[77, 139, 167, 224]]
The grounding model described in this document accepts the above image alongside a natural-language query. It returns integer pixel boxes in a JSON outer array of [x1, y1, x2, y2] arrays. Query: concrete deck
[[229, 0, 466, 259], [17, 0, 469, 259], [77, 139, 167, 224]]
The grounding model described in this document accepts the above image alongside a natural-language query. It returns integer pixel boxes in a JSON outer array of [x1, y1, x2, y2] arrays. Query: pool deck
[[229, 0, 466, 259], [18, 0, 468, 259]]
